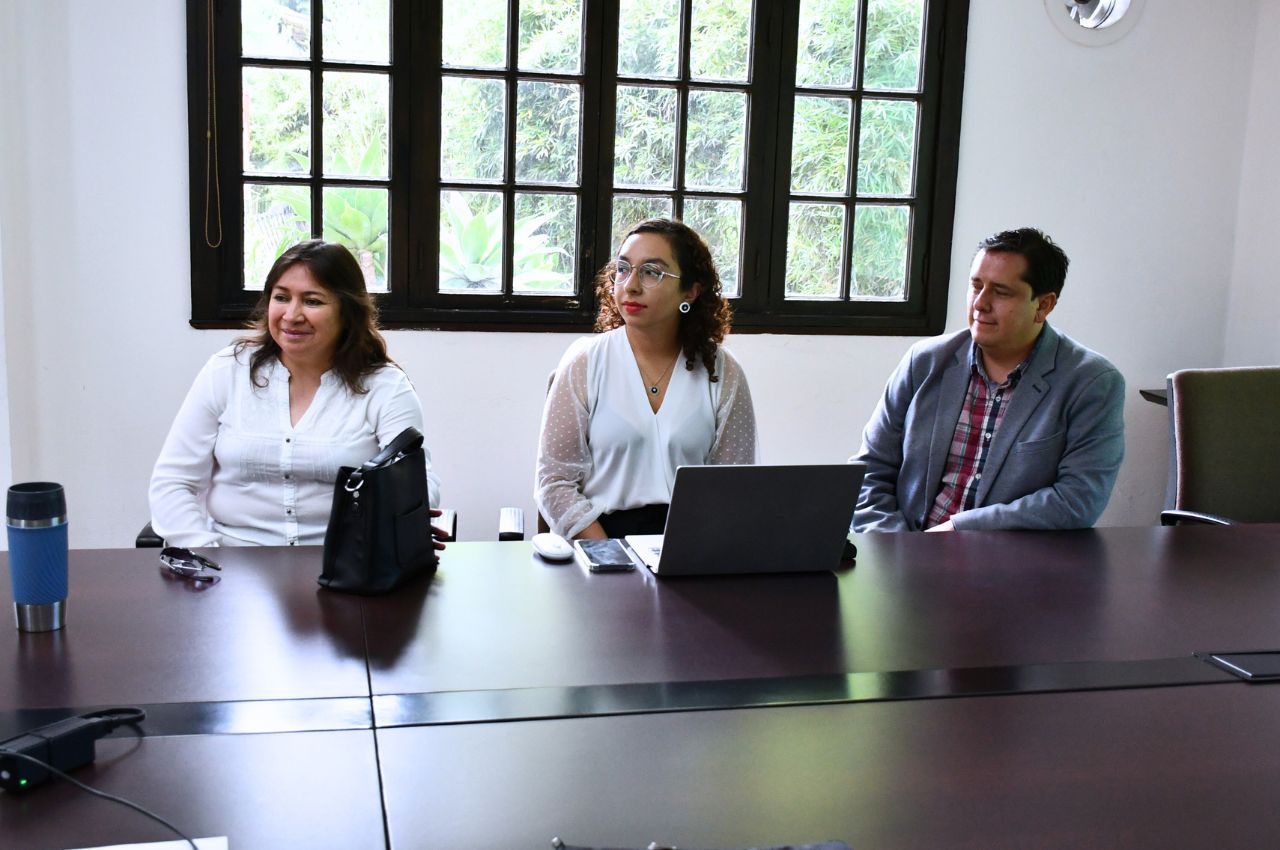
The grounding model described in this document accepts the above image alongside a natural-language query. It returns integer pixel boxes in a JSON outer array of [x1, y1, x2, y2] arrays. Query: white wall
[[0, 0, 27, 532], [0, 1, 1269, 547], [1224, 0, 1280, 365], [0, 220, 11, 512]]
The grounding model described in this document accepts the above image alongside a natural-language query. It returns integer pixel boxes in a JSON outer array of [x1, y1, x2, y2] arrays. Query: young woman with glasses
[[149, 240, 443, 547], [535, 218, 758, 539]]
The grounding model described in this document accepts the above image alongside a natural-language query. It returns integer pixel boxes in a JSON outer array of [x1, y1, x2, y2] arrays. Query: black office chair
[[498, 506, 526, 541], [136, 521, 164, 548], [1159, 366, 1280, 526], [137, 509, 459, 547]]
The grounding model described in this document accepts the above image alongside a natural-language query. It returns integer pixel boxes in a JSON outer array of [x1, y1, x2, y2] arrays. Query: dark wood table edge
[[0, 696, 373, 741], [372, 655, 1242, 727], [8, 652, 1270, 740]]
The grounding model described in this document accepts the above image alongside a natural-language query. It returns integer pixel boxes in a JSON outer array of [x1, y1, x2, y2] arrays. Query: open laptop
[[624, 463, 865, 576]]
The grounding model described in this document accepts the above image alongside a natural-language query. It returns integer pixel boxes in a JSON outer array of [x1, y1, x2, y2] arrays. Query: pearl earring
[[679, 301, 692, 314]]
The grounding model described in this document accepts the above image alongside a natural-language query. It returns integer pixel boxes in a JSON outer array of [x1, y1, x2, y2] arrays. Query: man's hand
[[926, 519, 955, 532]]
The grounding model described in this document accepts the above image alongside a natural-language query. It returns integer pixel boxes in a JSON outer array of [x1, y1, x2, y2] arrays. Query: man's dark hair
[[976, 228, 1069, 298]]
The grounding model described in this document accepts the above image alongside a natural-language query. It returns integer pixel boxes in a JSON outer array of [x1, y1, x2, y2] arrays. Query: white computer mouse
[[530, 532, 574, 562]]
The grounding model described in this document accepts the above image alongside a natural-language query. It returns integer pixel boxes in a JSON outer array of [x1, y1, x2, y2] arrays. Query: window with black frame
[[187, 0, 968, 333]]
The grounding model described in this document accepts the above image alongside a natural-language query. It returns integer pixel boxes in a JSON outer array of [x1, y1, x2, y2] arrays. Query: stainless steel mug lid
[[7, 482, 67, 525]]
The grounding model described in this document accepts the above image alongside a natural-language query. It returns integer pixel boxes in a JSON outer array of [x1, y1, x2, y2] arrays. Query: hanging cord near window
[[203, 0, 223, 248]]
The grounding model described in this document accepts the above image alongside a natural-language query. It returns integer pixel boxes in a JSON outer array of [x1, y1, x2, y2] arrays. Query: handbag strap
[[344, 426, 424, 491]]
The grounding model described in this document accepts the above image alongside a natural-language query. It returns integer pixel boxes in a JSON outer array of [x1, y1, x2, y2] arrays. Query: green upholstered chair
[[1160, 366, 1280, 526]]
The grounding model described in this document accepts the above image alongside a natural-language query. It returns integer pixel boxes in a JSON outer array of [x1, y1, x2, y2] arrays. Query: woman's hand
[[430, 508, 449, 550]]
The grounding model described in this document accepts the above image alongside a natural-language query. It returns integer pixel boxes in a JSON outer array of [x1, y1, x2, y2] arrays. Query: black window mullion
[[843, 0, 871, 302], [853, 0, 869, 90], [577, 0, 607, 313], [673, 0, 694, 220], [758, 0, 800, 317], [910, 0, 967, 331], [590, 0, 620, 287], [310, 1, 325, 240], [721, 0, 757, 312], [673, 83, 689, 222], [501, 0, 519, 299], [383, 0, 409, 309], [188, 0, 968, 334], [215, 0, 252, 314], [405, 0, 442, 313], [842, 100, 861, 301]]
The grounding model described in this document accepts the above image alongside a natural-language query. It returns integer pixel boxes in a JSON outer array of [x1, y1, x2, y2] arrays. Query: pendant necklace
[[640, 356, 678, 395]]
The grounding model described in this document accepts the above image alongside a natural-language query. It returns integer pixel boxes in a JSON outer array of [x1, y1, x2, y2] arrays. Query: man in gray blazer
[[852, 227, 1124, 532]]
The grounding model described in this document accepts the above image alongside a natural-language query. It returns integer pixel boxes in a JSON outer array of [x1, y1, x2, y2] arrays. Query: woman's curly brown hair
[[594, 218, 733, 381], [235, 239, 392, 395]]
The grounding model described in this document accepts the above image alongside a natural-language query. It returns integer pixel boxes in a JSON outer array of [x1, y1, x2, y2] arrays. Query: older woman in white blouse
[[150, 240, 441, 547], [535, 218, 758, 539]]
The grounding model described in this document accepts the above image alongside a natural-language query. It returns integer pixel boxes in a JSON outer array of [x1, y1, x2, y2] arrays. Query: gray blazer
[[852, 324, 1125, 531]]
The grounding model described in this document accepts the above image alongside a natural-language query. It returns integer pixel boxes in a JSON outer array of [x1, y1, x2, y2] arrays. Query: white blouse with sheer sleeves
[[149, 345, 441, 547], [535, 327, 758, 539]]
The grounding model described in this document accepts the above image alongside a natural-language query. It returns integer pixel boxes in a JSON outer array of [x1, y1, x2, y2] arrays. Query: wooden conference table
[[2, 525, 1280, 848]]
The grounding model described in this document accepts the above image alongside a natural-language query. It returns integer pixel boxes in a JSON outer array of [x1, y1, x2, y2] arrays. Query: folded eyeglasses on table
[[159, 546, 222, 582]]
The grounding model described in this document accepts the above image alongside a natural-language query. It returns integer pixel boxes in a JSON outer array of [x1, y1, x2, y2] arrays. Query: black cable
[[83, 707, 149, 729], [0, 747, 199, 849], [81, 706, 149, 732]]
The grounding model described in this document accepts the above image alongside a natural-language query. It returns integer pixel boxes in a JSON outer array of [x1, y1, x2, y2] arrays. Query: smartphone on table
[[1204, 651, 1280, 681], [573, 539, 637, 572]]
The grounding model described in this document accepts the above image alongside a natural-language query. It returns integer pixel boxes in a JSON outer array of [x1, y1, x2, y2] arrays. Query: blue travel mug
[[6, 482, 68, 632]]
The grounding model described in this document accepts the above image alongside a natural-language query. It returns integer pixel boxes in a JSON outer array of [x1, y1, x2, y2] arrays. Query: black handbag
[[319, 426, 437, 594]]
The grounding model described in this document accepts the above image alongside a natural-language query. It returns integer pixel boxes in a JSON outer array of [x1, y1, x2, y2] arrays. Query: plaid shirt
[[925, 346, 1031, 528]]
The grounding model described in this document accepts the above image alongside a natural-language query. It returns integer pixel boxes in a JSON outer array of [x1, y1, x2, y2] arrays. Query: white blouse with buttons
[[534, 327, 758, 539], [150, 345, 441, 547]]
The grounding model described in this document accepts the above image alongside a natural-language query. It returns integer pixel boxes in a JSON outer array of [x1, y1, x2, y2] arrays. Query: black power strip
[[0, 709, 146, 793]]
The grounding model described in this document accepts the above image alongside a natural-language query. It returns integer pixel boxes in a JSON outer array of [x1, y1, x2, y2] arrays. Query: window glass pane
[[796, 0, 857, 88], [243, 67, 311, 175], [323, 72, 389, 179], [516, 81, 581, 185], [442, 0, 507, 68], [243, 183, 312, 290], [857, 99, 916, 196], [851, 204, 909, 299], [614, 86, 678, 189], [790, 95, 850, 194], [686, 90, 746, 192], [513, 193, 577, 295], [611, 195, 674, 252], [863, 0, 924, 91], [785, 202, 845, 299], [684, 198, 743, 298], [242, 0, 310, 60], [519, 0, 583, 73], [322, 0, 389, 64], [441, 76, 506, 182], [618, 0, 681, 79], [689, 0, 751, 83], [323, 186, 389, 292], [440, 190, 504, 293]]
